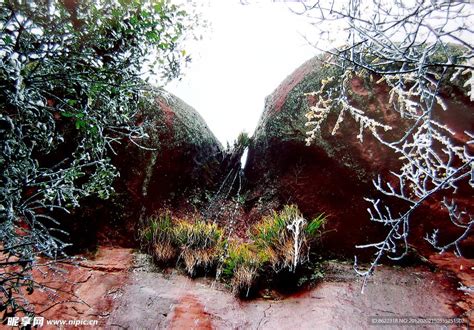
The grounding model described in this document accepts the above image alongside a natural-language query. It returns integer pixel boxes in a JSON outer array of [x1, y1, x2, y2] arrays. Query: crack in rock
[[257, 304, 272, 330]]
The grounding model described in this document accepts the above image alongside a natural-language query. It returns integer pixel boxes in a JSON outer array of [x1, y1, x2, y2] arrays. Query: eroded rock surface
[[30, 247, 133, 326], [106, 252, 471, 329], [26, 247, 471, 328]]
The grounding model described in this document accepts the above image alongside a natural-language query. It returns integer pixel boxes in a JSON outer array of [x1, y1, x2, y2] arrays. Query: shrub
[[250, 205, 325, 272]]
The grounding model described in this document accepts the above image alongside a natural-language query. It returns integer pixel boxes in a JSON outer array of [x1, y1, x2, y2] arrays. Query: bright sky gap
[[167, 1, 317, 146]]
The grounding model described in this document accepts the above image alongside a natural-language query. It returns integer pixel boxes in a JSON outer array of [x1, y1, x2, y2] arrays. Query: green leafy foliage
[[140, 212, 173, 244], [236, 131, 250, 148], [306, 213, 326, 236], [251, 206, 296, 248], [0, 0, 198, 318]]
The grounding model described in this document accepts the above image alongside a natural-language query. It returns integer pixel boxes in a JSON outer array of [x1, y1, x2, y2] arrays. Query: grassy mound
[[140, 205, 326, 296]]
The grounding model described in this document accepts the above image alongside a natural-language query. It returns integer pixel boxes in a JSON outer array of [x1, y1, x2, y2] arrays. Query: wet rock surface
[[429, 252, 474, 322], [106, 251, 470, 329], [29, 247, 133, 326]]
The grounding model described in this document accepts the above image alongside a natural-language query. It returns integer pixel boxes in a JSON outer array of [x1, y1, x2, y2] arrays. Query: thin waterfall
[[203, 136, 249, 281], [240, 147, 248, 169]]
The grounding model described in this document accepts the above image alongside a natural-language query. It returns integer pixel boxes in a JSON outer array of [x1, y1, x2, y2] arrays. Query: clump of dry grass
[[139, 212, 178, 263], [154, 241, 176, 262], [180, 247, 218, 275], [221, 241, 264, 296], [173, 219, 224, 276], [250, 205, 325, 272], [139, 214, 223, 275], [231, 265, 259, 296]]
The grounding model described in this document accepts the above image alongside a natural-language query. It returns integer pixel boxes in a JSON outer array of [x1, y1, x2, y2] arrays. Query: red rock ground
[[107, 251, 473, 329], [169, 294, 213, 330], [429, 252, 474, 321], [24, 247, 472, 329], [29, 247, 133, 328]]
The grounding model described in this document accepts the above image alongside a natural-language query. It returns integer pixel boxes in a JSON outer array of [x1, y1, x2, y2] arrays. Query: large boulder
[[245, 55, 473, 259], [67, 91, 223, 249]]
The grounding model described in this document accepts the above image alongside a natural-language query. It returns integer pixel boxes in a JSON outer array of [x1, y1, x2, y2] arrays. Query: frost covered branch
[[299, 0, 474, 290]]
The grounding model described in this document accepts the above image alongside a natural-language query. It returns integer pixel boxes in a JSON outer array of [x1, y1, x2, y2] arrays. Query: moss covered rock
[[66, 90, 223, 250], [245, 55, 473, 258]]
